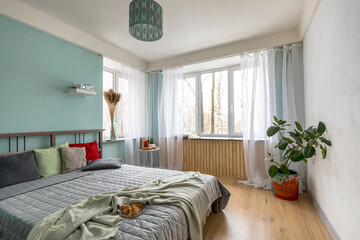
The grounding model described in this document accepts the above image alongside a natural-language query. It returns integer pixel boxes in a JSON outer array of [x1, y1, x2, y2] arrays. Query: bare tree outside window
[[201, 70, 228, 134], [177, 66, 245, 137], [178, 77, 196, 133]]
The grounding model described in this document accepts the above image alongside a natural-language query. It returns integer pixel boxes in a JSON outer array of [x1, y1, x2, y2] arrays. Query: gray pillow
[[82, 158, 122, 171], [59, 147, 87, 174], [0, 151, 40, 188], [0, 150, 32, 157]]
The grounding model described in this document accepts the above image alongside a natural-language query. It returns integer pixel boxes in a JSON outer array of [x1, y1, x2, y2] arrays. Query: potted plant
[[148, 137, 156, 148], [265, 116, 332, 200]]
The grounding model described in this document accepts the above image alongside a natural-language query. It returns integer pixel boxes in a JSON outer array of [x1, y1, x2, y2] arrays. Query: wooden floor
[[202, 177, 331, 240]]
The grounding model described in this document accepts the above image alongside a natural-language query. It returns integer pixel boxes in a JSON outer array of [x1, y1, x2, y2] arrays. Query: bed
[[0, 130, 230, 240]]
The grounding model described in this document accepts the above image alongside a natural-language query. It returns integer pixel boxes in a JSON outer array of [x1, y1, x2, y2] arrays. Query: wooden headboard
[[0, 129, 105, 157]]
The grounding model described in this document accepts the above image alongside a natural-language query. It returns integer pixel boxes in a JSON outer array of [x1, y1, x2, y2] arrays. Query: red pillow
[[69, 141, 100, 161]]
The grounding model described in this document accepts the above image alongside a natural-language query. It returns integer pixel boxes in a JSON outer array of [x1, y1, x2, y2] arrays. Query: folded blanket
[[27, 172, 211, 240]]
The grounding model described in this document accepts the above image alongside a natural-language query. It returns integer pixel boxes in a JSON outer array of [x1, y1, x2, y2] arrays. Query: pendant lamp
[[129, 0, 163, 42]]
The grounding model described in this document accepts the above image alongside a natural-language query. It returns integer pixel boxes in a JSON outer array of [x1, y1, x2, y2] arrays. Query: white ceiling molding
[[103, 57, 122, 73], [147, 29, 300, 72], [299, 0, 322, 39], [0, 0, 147, 71]]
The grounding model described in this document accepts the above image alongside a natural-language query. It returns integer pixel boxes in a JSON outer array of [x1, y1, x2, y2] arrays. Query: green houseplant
[[148, 137, 157, 147], [265, 116, 332, 200]]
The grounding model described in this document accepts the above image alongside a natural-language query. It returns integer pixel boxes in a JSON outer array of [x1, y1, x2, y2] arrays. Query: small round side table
[[138, 147, 160, 167]]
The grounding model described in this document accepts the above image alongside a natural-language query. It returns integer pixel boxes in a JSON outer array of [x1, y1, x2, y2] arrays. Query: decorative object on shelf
[[129, 0, 163, 42], [103, 89, 121, 141], [148, 137, 157, 148], [142, 139, 149, 149], [73, 84, 94, 91], [67, 83, 96, 96], [266, 116, 332, 200]]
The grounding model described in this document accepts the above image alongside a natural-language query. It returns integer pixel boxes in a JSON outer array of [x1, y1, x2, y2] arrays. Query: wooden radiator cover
[[182, 139, 247, 180]]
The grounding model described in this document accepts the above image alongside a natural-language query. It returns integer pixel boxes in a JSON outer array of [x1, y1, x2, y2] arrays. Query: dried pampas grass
[[104, 89, 121, 140], [104, 89, 121, 119]]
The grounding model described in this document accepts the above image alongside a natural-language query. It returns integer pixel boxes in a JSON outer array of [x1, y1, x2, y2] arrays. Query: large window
[[179, 66, 243, 137], [201, 70, 228, 135], [178, 76, 196, 134], [117, 77, 128, 135], [103, 70, 114, 139], [102, 70, 128, 139], [233, 69, 244, 134]]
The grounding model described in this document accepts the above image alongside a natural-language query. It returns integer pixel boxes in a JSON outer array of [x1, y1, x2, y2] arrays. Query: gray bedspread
[[0, 165, 230, 240]]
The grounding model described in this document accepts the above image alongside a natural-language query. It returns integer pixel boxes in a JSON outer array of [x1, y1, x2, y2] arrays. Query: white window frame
[[180, 73, 198, 135], [183, 65, 243, 138], [229, 65, 242, 137]]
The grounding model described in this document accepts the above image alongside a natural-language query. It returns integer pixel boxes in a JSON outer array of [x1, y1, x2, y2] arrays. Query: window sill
[[103, 138, 125, 144], [184, 136, 243, 141]]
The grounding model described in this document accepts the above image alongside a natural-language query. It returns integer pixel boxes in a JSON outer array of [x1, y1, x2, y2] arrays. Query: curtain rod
[[104, 41, 303, 74], [153, 41, 303, 73]]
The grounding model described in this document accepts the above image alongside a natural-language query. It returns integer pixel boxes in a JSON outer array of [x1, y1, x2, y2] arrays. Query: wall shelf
[[67, 88, 96, 96]]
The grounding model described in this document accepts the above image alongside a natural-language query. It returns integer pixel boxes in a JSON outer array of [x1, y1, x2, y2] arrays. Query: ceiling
[[19, 0, 305, 63]]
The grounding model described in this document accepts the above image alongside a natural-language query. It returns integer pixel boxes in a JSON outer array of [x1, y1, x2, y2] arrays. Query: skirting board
[[307, 188, 341, 240]]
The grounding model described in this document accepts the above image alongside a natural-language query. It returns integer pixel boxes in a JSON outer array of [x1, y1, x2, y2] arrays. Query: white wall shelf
[[67, 88, 96, 96]]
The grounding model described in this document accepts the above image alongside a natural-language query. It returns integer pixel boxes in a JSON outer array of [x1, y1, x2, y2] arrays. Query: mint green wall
[[103, 141, 125, 159], [0, 15, 102, 134], [0, 15, 122, 157]]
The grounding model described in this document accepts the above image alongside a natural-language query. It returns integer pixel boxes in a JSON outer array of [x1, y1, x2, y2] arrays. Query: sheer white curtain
[[238, 50, 278, 189], [281, 43, 306, 191], [158, 67, 183, 170], [120, 64, 146, 165]]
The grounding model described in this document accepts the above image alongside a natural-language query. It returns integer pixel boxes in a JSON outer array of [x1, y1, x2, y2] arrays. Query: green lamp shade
[[129, 0, 163, 42]]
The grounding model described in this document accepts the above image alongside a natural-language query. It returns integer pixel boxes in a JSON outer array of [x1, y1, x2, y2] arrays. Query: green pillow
[[34, 142, 68, 178]]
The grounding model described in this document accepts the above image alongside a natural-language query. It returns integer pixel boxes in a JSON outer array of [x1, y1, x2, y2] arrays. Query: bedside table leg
[[137, 151, 139, 166], [151, 152, 154, 167]]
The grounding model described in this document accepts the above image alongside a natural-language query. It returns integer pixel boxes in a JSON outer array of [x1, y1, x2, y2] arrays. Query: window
[[233, 70, 243, 134], [178, 76, 196, 134], [117, 77, 128, 135], [201, 70, 228, 135], [102, 70, 128, 139], [103, 70, 114, 139], [179, 66, 243, 137]]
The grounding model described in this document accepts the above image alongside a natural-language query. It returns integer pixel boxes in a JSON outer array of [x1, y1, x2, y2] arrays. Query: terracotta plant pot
[[271, 169, 299, 201]]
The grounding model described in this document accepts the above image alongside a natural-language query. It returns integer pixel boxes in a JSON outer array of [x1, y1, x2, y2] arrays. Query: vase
[[110, 119, 116, 141], [271, 169, 299, 200]]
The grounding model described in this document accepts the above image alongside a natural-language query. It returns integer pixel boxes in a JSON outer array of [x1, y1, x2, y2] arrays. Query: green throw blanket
[[27, 172, 212, 240]]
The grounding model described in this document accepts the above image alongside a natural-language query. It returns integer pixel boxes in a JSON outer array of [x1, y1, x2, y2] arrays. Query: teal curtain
[[146, 71, 162, 144], [274, 49, 284, 119], [145, 71, 162, 167]]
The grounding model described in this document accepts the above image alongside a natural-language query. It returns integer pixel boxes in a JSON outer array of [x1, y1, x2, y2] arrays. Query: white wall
[[303, 1, 360, 239]]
